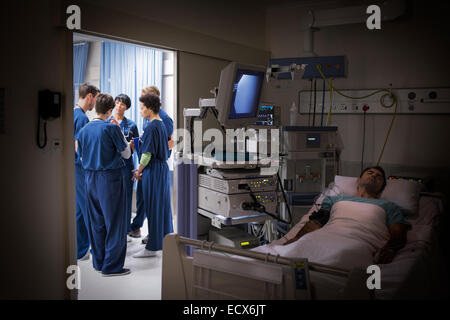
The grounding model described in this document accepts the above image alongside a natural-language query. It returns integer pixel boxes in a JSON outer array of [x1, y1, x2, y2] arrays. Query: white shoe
[[78, 250, 90, 261], [133, 249, 157, 258], [127, 235, 133, 243]]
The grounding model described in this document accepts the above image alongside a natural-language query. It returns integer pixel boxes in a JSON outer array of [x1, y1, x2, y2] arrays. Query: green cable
[[316, 64, 398, 165]]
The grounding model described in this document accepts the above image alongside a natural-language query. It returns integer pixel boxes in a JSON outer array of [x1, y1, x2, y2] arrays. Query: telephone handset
[[37, 90, 62, 148], [39, 90, 61, 120]]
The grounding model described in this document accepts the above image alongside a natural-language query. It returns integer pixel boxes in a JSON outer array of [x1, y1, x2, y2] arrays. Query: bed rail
[[177, 235, 350, 277], [162, 233, 372, 300]]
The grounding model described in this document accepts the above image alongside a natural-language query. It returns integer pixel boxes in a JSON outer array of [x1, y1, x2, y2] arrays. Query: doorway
[[73, 32, 177, 299]]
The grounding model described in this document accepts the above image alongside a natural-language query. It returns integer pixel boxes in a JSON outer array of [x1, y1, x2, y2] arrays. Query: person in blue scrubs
[[73, 83, 99, 261], [132, 94, 173, 258], [77, 94, 132, 276], [129, 86, 174, 242], [112, 94, 139, 235]]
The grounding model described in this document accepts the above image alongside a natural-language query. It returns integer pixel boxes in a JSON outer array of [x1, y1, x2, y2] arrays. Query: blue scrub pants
[[122, 160, 135, 233], [130, 179, 146, 232], [84, 168, 127, 274], [75, 163, 90, 259], [143, 160, 173, 251]]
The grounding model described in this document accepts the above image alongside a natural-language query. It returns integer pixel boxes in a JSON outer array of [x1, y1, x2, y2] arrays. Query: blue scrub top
[[142, 108, 173, 157], [141, 119, 169, 162], [77, 120, 128, 171], [74, 107, 89, 165], [143, 108, 173, 137], [114, 116, 139, 166]]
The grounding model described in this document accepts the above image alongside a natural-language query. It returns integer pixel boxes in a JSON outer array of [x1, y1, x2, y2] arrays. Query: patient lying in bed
[[253, 166, 412, 271]]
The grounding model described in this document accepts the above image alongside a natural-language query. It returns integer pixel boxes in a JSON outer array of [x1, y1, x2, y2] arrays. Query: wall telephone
[[37, 90, 62, 148]]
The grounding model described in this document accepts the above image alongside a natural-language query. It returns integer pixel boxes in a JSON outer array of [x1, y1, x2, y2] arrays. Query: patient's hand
[[375, 246, 397, 264], [283, 220, 321, 245], [375, 223, 408, 264]]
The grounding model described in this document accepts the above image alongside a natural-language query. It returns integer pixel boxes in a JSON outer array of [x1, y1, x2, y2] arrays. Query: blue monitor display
[[228, 69, 264, 119]]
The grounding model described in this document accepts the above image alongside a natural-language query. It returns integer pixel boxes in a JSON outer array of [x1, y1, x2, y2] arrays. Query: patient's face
[[357, 168, 385, 195]]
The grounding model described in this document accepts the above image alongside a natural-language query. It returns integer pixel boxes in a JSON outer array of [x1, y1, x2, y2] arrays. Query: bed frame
[[161, 234, 373, 300], [162, 193, 446, 300]]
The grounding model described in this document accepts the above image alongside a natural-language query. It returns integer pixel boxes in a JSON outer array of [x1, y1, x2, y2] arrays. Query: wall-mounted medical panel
[[269, 56, 347, 80], [298, 87, 450, 114]]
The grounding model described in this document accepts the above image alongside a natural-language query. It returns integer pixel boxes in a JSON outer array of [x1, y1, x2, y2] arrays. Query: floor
[[78, 211, 177, 300]]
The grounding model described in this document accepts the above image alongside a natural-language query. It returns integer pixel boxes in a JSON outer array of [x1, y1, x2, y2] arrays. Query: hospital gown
[[131, 109, 173, 232], [77, 119, 128, 274], [114, 116, 139, 232], [73, 107, 90, 259], [140, 118, 173, 251]]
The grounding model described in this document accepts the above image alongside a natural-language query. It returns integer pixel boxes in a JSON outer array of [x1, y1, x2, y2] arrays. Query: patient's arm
[[283, 220, 322, 245], [283, 208, 330, 245], [376, 223, 409, 264]]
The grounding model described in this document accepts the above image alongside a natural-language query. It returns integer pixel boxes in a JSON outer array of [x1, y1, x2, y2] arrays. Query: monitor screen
[[227, 69, 265, 120], [216, 62, 266, 128]]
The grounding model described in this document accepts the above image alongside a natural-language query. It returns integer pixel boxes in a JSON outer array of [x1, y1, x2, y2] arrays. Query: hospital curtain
[[73, 42, 89, 106], [100, 41, 163, 134], [100, 41, 163, 187]]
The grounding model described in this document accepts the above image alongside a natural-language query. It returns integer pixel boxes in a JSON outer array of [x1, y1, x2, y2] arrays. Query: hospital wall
[[0, 0, 76, 299], [0, 0, 269, 299], [265, 0, 450, 195]]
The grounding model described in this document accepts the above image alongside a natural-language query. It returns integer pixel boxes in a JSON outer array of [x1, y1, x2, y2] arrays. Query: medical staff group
[[74, 83, 174, 276]]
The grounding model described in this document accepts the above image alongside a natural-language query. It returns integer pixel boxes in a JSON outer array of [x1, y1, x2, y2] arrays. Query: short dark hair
[[79, 83, 100, 99], [115, 94, 131, 109], [360, 166, 387, 192], [95, 94, 115, 115], [139, 94, 161, 114]]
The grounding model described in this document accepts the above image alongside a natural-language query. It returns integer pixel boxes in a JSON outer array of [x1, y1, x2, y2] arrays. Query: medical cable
[[361, 109, 367, 172], [313, 79, 317, 126], [36, 116, 47, 149], [242, 189, 288, 223], [308, 79, 313, 126], [210, 107, 226, 135], [316, 64, 398, 165], [189, 107, 225, 157], [276, 171, 292, 225], [321, 79, 326, 126], [241, 173, 292, 225], [376, 96, 398, 166], [189, 116, 195, 155], [327, 80, 334, 126], [251, 221, 267, 240]]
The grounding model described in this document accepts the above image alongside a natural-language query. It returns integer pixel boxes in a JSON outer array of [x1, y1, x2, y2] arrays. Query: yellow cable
[[327, 82, 333, 125], [376, 97, 398, 166], [316, 64, 398, 165]]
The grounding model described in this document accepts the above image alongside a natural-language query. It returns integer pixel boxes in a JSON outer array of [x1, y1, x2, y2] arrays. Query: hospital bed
[[161, 178, 447, 300]]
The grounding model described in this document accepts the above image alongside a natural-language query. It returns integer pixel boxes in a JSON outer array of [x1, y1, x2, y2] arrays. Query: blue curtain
[[73, 43, 89, 106], [100, 41, 163, 133], [100, 41, 163, 188]]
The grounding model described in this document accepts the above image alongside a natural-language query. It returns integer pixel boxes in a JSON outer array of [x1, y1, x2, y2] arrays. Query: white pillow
[[332, 175, 421, 216], [333, 175, 358, 196], [380, 179, 421, 216]]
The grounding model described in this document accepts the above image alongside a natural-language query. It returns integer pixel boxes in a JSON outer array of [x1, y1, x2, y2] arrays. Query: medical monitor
[[216, 62, 266, 128]]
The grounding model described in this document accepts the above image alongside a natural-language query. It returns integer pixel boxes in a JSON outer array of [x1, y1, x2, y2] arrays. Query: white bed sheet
[[253, 200, 389, 270], [375, 195, 447, 299], [253, 194, 445, 299]]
